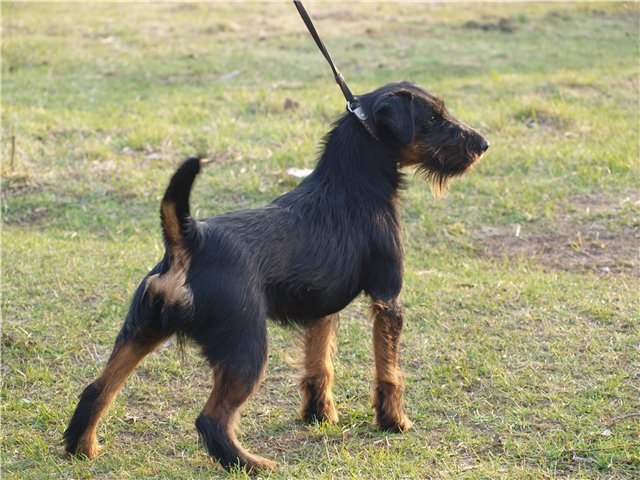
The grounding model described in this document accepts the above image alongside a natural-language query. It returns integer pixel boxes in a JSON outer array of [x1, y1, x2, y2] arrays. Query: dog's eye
[[424, 114, 436, 126]]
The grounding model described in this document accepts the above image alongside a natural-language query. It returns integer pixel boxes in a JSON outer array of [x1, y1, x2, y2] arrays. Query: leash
[[293, 0, 378, 140]]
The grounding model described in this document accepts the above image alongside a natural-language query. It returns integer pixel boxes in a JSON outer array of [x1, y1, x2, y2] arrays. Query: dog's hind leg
[[299, 314, 339, 423], [64, 276, 176, 459], [63, 331, 169, 459], [194, 315, 276, 472], [371, 299, 412, 432]]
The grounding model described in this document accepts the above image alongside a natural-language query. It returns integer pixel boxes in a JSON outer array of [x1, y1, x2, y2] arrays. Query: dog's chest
[[261, 220, 400, 323]]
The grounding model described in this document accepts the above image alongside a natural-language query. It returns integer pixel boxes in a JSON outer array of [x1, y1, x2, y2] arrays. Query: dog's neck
[[306, 113, 404, 203]]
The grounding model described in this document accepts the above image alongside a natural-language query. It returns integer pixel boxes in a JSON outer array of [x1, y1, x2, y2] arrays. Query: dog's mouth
[[458, 134, 489, 172], [402, 138, 486, 197], [465, 133, 489, 164], [469, 149, 486, 168]]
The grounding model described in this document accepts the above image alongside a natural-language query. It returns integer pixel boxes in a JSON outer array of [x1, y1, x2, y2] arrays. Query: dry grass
[[2, 2, 639, 479]]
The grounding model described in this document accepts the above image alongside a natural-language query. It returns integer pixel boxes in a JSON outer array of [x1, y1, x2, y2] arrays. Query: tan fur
[[373, 381, 411, 431], [76, 340, 163, 458], [401, 142, 450, 198], [299, 314, 339, 423], [161, 200, 182, 246], [145, 201, 193, 307], [399, 141, 426, 168], [371, 300, 412, 432], [202, 366, 276, 471]]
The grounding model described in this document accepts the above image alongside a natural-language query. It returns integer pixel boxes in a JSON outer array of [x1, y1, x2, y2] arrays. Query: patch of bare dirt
[[477, 195, 640, 276], [1, 172, 42, 196], [464, 17, 517, 33], [515, 108, 573, 132]]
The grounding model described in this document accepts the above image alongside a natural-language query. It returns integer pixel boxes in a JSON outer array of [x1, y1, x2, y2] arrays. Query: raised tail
[[143, 157, 204, 312], [160, 157, 202, 254]]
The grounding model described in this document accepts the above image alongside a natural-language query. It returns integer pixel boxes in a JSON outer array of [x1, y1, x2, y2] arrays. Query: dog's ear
[[372, 90, 415, 145]]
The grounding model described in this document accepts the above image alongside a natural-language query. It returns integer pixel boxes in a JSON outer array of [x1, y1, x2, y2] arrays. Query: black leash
[[293, 0, 378, 140]]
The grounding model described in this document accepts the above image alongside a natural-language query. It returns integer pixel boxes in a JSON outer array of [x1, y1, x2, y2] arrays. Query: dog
[[64, 81, 488, 471]]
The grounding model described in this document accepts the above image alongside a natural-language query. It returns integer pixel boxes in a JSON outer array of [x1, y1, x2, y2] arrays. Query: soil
[[464, 17, 517, 33], [476, 194, 639, 276]]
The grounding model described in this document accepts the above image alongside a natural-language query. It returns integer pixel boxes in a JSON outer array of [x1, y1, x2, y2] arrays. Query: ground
[[2, 2, 639, 479]]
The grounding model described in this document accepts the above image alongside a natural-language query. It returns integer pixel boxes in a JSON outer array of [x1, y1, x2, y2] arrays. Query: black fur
[[64, 81, 488, 471], [195, 415, 241, 470], [299, 378, 329, 423], [63, 382, 102, 454], [159, 156, 201, 251]]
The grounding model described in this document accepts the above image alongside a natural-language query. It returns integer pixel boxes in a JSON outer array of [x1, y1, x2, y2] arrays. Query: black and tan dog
[[64, 81, 488, 471]]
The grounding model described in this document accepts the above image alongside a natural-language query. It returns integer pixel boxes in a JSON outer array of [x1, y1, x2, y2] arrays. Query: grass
[[2, 2, 639, 479]]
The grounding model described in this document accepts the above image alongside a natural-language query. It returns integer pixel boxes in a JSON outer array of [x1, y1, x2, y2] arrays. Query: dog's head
[[361, 82, 488, 195]]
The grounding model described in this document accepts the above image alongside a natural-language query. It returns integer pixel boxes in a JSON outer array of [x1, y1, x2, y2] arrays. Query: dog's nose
[[480, 139, 489, 152]]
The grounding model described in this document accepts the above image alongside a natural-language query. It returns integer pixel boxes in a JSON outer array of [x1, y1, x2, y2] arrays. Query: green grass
[[2, 2, 639, 479]]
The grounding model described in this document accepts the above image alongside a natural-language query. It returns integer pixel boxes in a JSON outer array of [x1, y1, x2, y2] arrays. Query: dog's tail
[[107, 158, 205, 358], [159, 157, 203, 256], [144, 157, 204, 320]]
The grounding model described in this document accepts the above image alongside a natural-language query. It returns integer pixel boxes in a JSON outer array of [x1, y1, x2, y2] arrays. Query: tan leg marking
[[76, 340, 163, 458], [372, 300, 412, 432], [299, 314, 338, 423], [145, 201, 193, 307], [200, 367, 276, 472]]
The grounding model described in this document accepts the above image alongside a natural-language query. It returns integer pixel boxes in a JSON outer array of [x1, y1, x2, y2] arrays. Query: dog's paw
[[375, 412, 412, 432], [227, 453, 277, 473], [65, 436, 101, 460], [301, 399, 339, 425], [373, 381, 411, 432], [300, 378, 339, 424]]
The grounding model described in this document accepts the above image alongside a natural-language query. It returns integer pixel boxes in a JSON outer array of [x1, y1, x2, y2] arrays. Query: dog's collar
[[347, 99, 379, 140], [294, 0, 379, 141]]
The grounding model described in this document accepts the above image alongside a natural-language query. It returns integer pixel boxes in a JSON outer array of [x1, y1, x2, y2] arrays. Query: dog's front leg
[[371, 298, 412, 432], [299, 314, 339, 424]]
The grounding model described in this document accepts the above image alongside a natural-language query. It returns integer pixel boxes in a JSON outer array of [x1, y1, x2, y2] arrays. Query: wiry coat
[[64, 81, 488, 472]]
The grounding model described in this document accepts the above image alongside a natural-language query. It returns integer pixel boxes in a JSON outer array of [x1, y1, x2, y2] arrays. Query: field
[[2, 2, 639, 479]]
